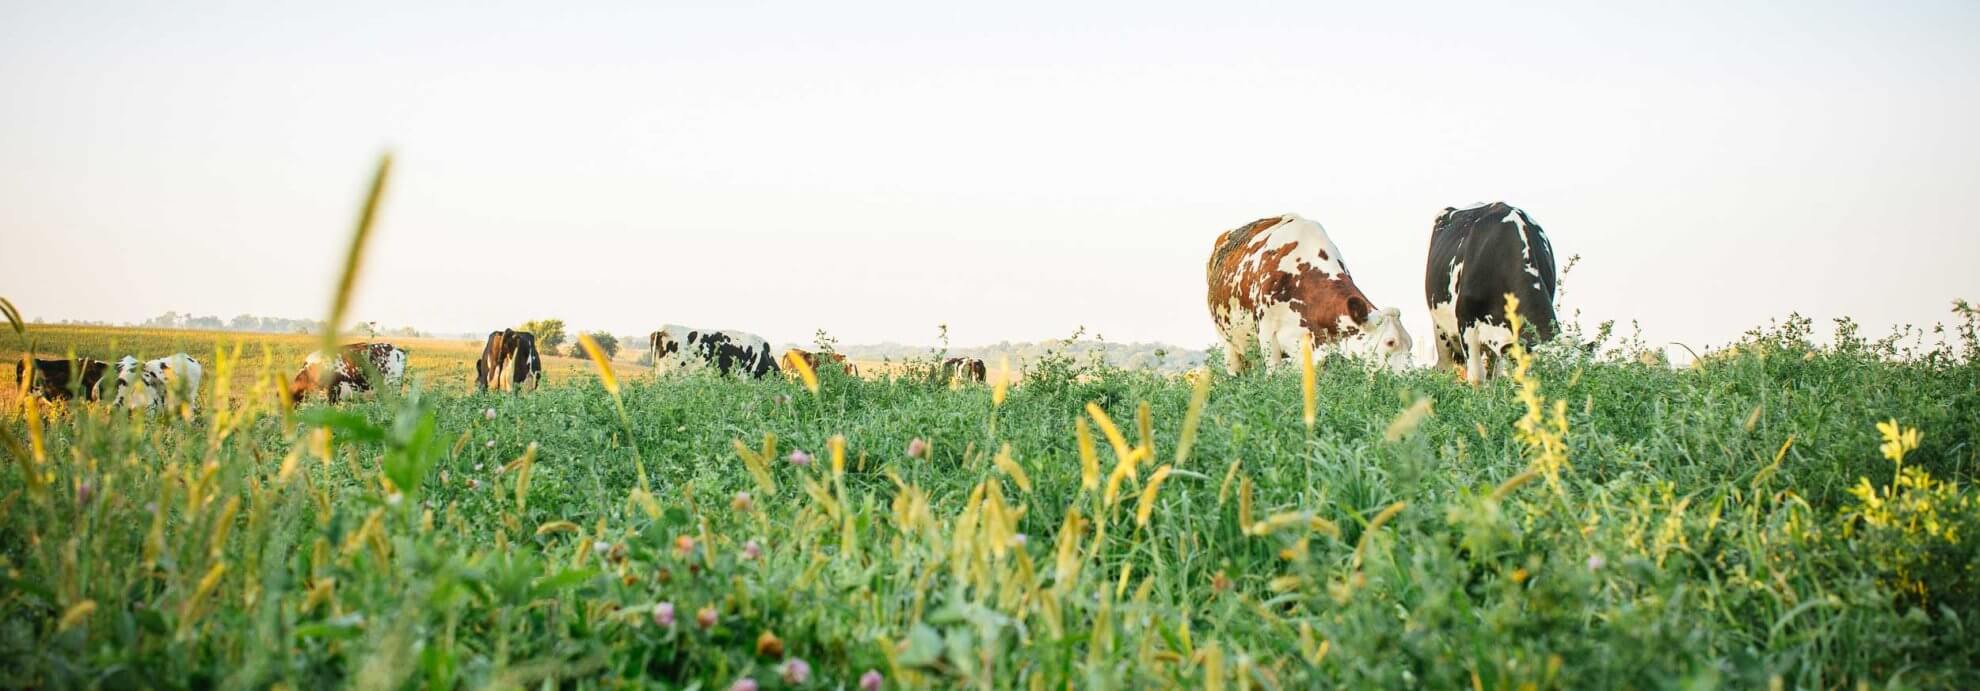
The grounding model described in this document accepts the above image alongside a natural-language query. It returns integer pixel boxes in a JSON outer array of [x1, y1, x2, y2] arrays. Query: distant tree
[[186, 314, 224, 329], [520, 319, 568, 356], [582, 331, 620, 359], [230, 314, 257, 330]]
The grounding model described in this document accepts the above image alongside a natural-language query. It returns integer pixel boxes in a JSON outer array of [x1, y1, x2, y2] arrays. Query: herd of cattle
[[13, 201, 1554, 406]]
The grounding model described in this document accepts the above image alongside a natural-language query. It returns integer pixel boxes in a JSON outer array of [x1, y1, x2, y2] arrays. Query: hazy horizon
[[5, 1, 1977, 358]]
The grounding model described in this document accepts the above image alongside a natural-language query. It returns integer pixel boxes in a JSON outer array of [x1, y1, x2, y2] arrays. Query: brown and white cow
[[476, 329, 543, 393], [14, 357, 112, 401], [1206, 213, 1411, 374], [290, 343, 409, 404], [942, 357, 987, 383], [783, 348, 858, 377]]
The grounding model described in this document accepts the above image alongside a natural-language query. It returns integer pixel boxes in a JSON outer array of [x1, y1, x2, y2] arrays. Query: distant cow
[[1206, 213, 1412, 374], [476, 329, 543, 393], [942, 357, 987, 383], [650, 325, 778, 378], [783, 348, 857, 377], [14, 357, 112, 401], [1425, 202, 1558, 382], [290, 343, 409, 403], [113, 353, 203, 412]]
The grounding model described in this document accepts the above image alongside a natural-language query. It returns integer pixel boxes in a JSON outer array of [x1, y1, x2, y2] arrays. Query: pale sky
[[4, 1, 1977, 355]]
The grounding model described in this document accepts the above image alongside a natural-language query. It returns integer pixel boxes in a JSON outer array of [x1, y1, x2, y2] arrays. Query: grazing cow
[[14, 357, 112, 401], [649, 325, 778, 378], [476, 329, 543, 393], [782, 348, 858, 377], [942, 357, 987, 383], [1206, 213, 1413, 375], [290, 343, 409, 403], [1424, 201, 1558, 383], [113, 353, 204, 412]]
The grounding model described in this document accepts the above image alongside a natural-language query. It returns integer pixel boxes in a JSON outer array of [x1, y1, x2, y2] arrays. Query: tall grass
[[3, 158, 1978, 687]]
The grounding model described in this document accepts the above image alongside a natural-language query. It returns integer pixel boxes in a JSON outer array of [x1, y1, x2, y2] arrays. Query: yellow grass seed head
[[1136, 401, 1154, 458], [1085, 403, 1132, 463], [1238, 476, 1254, 531], [732, 438, 779, 497], [1175, 369, 1212, 466], [829, 435, 847, 478], [1076, 418, 1101, 492], [1352, 501, 1408, 569], [1136, 465, 1174, 527], [58, 600, 97, 632], [578, 334, 620, 397], [992, 355, 1010, 407], [1384, 397, 1434, 442], [785, 348, 819, 395], [535, 520, 580, 536], [993, 444, 1032, 494], [1103, 460, 1133, 509], [1301, 333, 1318, 429]]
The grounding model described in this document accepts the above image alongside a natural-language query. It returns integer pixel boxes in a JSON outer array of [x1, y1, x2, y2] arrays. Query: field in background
[[3, 325, 635, 406], [3, 310, 1978, 688]]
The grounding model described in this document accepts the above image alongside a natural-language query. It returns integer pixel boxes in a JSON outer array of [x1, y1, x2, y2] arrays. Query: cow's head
[[289, 352, 326, 404], [1334, 308, 1413, 372], [141, 355, 185, 391], [112, 356, 152, 409]]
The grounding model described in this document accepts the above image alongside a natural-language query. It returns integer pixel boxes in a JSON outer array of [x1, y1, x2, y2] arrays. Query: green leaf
[[295, 614, 366, 641], [898, 623, 944, 667], [133, 608, 169, 635], [297, 408, 387, 444], [0, 576, 56, 604], [530, 568, 599, 599]]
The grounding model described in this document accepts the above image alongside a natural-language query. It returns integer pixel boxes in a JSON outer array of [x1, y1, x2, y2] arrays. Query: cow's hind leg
[[1256, 320, 1285, 372], [1464, 327, 1489, 385]]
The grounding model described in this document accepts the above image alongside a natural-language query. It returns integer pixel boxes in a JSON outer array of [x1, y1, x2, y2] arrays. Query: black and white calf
[[1425, 202, 1558, 383], [476, 329, 543, 393], [649, 325, 779, 378], [113, 353, 204, 412]]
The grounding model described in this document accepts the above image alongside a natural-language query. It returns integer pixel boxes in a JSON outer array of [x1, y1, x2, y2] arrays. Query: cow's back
[[1205, 215, 1295, 326], [1426, 203, 1558, 370]]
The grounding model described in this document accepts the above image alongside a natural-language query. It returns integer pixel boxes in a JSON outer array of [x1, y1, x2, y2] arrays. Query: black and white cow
[[476, 329, 543, 393], [14, 357, 112, 401], [113, 353, 204, 412], [942, 357, 987, 384], [1425, 201, 1558, 382], [649, 325, 778, 378], [290, 343, 409, 404]]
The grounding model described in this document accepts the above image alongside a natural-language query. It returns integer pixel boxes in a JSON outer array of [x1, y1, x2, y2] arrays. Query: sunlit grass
[[4, 160, 1979, 688]]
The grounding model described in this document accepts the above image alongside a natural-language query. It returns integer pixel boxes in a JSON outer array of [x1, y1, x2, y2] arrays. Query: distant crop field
[[4, 310, 1978, 688], [2, 325, 624, 406]]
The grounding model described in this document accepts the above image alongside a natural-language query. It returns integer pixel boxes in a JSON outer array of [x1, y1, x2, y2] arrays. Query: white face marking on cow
[[1329, 308, 1414, 372], [379, 348, 408, 383]]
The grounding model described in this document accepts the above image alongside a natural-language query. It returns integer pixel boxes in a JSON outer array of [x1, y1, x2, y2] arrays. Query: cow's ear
[[1346, 297, 1368, 319]]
